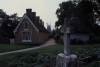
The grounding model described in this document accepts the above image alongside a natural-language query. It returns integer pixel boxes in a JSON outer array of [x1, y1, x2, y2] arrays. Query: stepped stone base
[[56, 53, 79, 67]]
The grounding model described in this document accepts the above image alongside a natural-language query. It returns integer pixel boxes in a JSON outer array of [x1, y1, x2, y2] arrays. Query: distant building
[[47, 25, 51, 33]]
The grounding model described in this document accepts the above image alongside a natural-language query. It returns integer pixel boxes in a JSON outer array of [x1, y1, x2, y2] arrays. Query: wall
[[15, 18, 40, 44], [70, 33, 89, 41], [38, 32, 48, 43], [0, 37, 10, 44]]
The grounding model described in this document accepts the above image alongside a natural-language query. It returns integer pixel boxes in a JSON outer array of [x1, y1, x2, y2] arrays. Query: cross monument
[[56, 17, 79, 67]]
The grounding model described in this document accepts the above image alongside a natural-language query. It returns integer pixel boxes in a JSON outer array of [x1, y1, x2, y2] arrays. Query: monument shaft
[[64, 33, 70, 55]]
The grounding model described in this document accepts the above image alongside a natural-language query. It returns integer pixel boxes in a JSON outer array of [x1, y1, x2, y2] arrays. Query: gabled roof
[[13, 14, 39, 35], [13, 12, 49, 35], [26, 14, 49, 33]]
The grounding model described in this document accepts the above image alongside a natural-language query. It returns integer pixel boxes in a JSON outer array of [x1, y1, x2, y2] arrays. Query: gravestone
[[56, 17, 79, 67]]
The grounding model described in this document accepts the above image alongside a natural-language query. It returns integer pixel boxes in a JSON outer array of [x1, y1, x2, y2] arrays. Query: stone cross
[[63, 17, 71, 55], [56, 17, 79, 67]]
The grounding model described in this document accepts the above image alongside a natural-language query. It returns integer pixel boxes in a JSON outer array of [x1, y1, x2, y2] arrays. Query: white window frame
[[25, 22, 28, 30], [21, 32, 32, 42], [23, 20, 29, 30]]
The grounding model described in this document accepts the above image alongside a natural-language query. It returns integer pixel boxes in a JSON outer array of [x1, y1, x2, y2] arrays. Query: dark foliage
[[0, 10, 19, 38], [55, 1, 76, 27], [54, 34, 60, 43], [77, 0, 100, 36], [6, 47, 100, 67], [51, 29, 56, 38], [89, 36, 100, 44], [70, 38, 84, 45], [55, 0, 100, 36], [1, 19, 19, 38]]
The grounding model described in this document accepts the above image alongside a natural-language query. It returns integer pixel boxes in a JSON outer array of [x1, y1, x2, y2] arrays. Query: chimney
[[26, 9, 32, 19], [40, 19, 42, 25], [42, 21, 44, 26], [32, 12, 36, 22], [36, 16, 40, 23]]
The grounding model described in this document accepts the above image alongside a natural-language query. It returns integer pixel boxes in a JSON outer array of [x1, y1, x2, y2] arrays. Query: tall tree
[[55, 1, 77, 28], [76, 0, 100, 35], [55, 0, 100, 35], [1, 18, 19, 38], [0, 9, 9, 20], [0, 26, 2, 37], [0, 10, 19, 38]]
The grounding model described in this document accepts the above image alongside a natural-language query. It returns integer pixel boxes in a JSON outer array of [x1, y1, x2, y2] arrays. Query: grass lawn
[[1, 43, 99, 53], [0, 44, 100, 61], [0, 44, 38, 53], [70, 44, 100, 51], [0, 44, 100, 67], [0, 44, 63, 61]]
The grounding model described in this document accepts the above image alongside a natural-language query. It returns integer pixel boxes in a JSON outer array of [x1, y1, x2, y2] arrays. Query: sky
[[0, 0, 69, 30]]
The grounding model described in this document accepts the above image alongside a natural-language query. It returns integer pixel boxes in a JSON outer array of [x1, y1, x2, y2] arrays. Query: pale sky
[[0, 0, 69, 30]]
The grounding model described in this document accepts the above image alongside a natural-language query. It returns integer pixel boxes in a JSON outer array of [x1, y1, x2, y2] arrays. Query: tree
[[1, 19, 19, 38], [51, 29, 56, 38], [55, 1, 77, 28], [76, 0, 100, 35], [76, 0, 100, 26], [0, 9, 9, 20], [0, 26, 3, 37], [0, 10, 19, 38], [55, 0, 100, 36]]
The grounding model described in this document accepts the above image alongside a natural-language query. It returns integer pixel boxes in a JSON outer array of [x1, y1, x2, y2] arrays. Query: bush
[[8, 60, 28, 67], [34, 65, 42, 67], [89, 33, 95, 40], [74, 47, 100, 62], [89, 37, 100, 44], [7, 47, 100, 67], [70, 38, 84, 45], [54, 34, 60, 43], [20, 55, 37, 63], [87, 60, 100, 67]]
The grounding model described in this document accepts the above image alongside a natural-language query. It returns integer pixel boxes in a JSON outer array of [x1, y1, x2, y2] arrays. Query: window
[[22, 32, 31, 42], [25, 22, 28, 29]]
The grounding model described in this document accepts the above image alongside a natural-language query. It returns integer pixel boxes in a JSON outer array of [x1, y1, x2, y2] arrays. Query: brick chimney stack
[[40, 19, 42, 25], [42, 21, 44, 26], [36, 16, 40, 23], [32, 12, 36, 22], [26, 9, 32, 19]]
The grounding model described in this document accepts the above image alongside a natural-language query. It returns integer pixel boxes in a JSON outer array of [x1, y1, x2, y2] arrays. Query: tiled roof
[[26, 14, 49, 33]]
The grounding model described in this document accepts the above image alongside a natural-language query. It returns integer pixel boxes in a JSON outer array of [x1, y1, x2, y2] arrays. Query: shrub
[[70, 38, 84, 45], [34, 65, 42, 67], [8, 60, 28, 67], [74, 47, 100, 62], [89, 37, 100, 44], [87, 60, 100, 67], [54, 34, 60, 43], [7, 47, 100, 67], [20, 55, 37, 63], [89, 33, 95, 40], [70, 38, 77, 45]]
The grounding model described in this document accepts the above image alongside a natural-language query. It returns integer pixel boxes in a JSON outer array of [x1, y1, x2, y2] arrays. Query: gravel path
[[0, 39, 56, 56]]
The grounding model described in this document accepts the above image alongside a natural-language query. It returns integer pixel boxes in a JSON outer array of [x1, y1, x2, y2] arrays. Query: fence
[[0, 37, 10, 44]]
